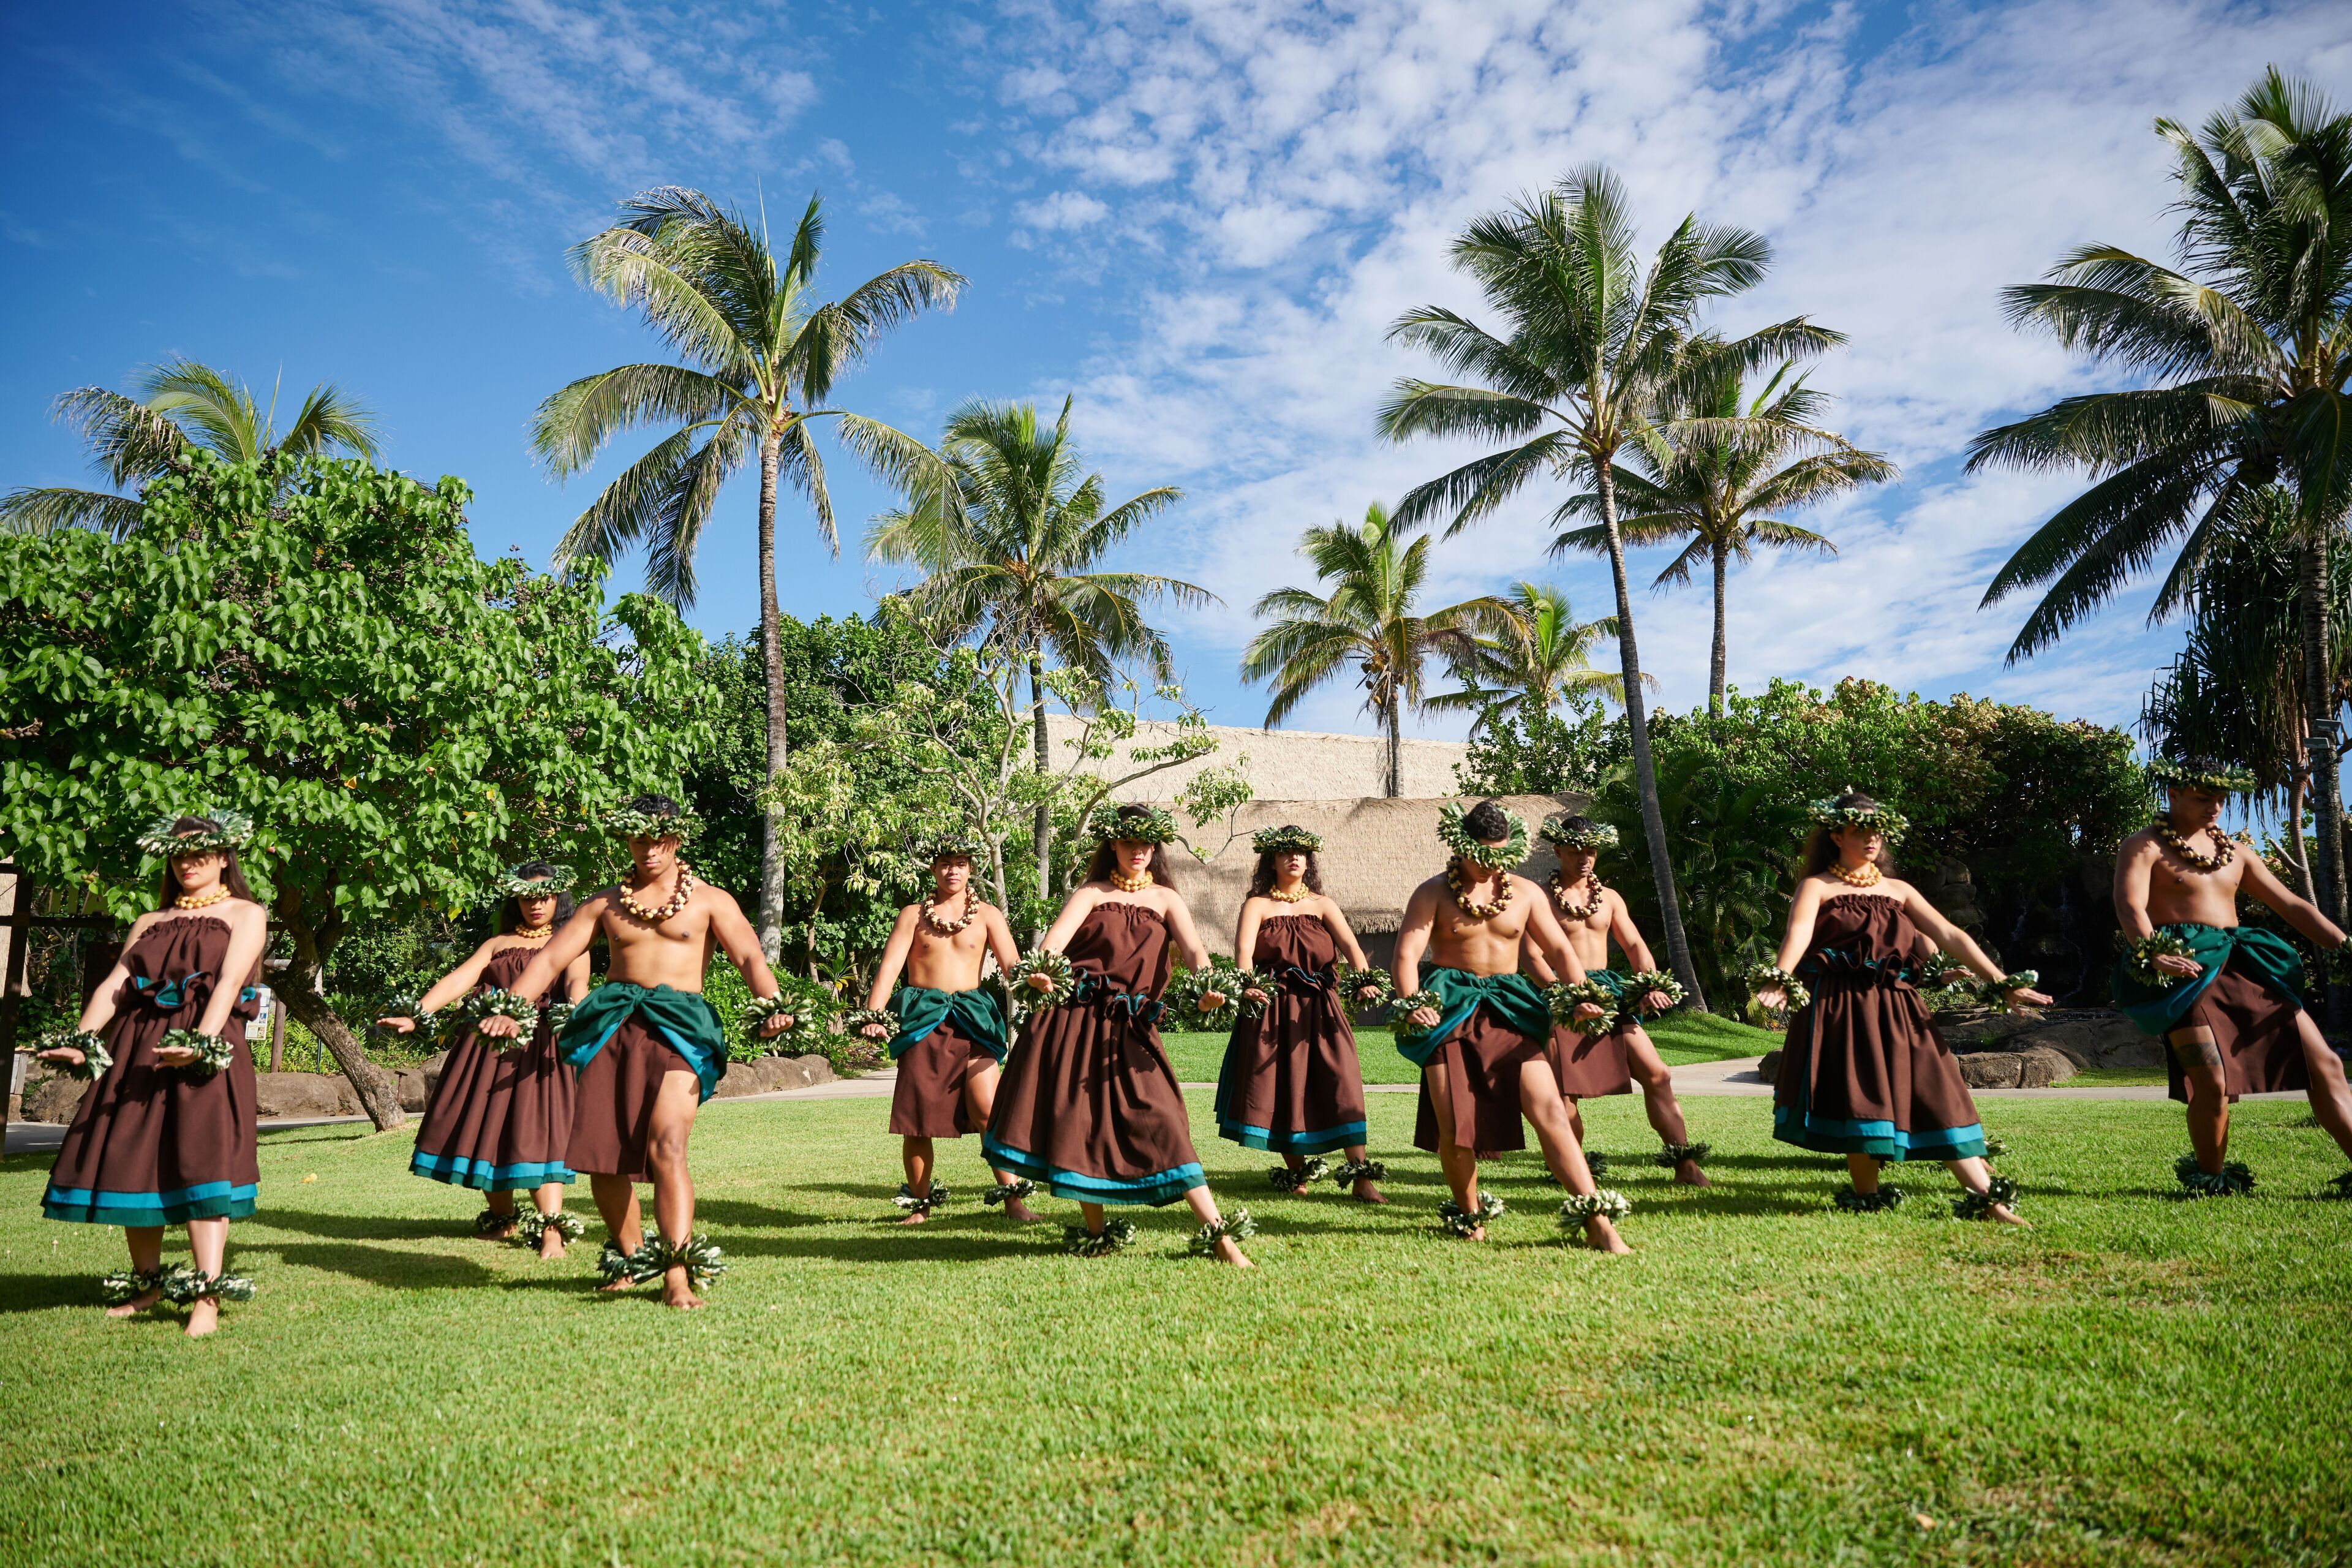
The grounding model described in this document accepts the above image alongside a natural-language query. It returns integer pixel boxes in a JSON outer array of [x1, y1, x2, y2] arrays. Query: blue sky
[[5, 0, 2347, 744]]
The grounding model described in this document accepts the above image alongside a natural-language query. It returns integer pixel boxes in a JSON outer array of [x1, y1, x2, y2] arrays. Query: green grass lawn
[[1161, 1010, 1774, 1083], [7, 1091, 2350, 1566]]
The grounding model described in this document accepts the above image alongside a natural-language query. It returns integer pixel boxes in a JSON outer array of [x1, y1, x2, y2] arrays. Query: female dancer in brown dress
[[37, 813, 270, 1336], [1216, 825, 1387, 1202], [1754, 791, 2048, 1220], [986, 804, 1256, 1265], [381, 862, 591, 1258]]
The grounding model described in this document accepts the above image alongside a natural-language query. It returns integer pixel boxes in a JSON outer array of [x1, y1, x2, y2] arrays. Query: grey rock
[[1954, 1047, 2077, 1089], [396, 1069, 431, 1112], [253, 1072, 354, 1119], [1936, 1011, 2041, 1051], [21, 1066, 88, 1125], [1757, 1049, 1781, 1082]]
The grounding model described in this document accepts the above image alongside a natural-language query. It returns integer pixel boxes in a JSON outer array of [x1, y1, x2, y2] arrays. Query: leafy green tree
[[0, 358, 379, 538], [1240, 502, 1504, 796], [1378, 165, 1840, 1006], [1974, 69, 2352, 919], [1425, 581, 1634, 735], [1553, 361, 1894, 714], [532, 187, 962, 958], [0, 452, 711, 1128], [867, 396, 1203, 900]]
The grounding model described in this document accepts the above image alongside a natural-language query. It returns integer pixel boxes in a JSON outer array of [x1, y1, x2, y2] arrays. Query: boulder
[[1955, 1046, 2076, 1089], [1936, 1007, 2163, 1071], [1933, 1011, 2041, 1050], [395, 1069, 431, 1112], [21, 1066, 88, 1125], [1757, 1049, 1781, 1082], [712, 1052, 839, 1098], [252, 1071, 357, 1119]]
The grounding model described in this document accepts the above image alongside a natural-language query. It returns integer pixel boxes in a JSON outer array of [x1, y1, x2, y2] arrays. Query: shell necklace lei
[[1267, 881, 1312, 905], [618, 865, 696, 924], [513, 922, 554, 941], [1109, 868, 1155, 894], [1549, 871, 1603, 920], [1830, 860, 1883, 888], [2154, 821, 2234, 873], [921, 891, 976, 935], [174, 886, 233, 911], [1447, 859, 1513, 920]]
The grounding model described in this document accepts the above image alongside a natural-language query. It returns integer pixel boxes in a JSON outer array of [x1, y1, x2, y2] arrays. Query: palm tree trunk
[[2297, 534, 2345, 1029], [1387, 702, 1402, 797], [1596, 458, 1707, 1010], [1030, 654, 1052, 905], [1709, 543, 1728, 717], [756, 429, 790, 963], [2286, 764, 2316, 903]]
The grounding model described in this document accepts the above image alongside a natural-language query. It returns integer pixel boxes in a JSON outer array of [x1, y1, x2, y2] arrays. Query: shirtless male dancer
[[1393, 799, 1630, 1251], [2113, 757, 2352, 1196], [484, 794, 790, 1308], [858, 837, 1041, 1224], [1522, 813, 1709, 1186]]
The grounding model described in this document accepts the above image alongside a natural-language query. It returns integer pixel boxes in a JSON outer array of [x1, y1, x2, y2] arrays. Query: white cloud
[[1016, 189, 1111, 232], [967, 0, 2352, 731]]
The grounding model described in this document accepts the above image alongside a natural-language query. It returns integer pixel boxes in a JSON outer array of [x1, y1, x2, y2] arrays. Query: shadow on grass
[[715, 1229, 1050, 1264], [250, 1211, 499, 1243], [260, 1241, 502, 1290], [0, 1274, 107, 1314]]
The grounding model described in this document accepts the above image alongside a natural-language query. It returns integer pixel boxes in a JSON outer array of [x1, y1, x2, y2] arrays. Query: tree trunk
[[1386, 702, 1402, 798], [2286, 764, 2316, 904], [1709, 543, 1728, 717], [1596, 458, 1708, 1010], [756, 430, 791, 963], [2297, 533, 2345, 1028], [277, 916, 403, 1131], [1030, 655, 1053, 905]]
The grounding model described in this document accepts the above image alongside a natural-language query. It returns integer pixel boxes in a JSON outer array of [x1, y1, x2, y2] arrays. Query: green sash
[[2111, 922, 2305, 1038], [558, 982, 729, 1103], [888, 986, 1009, 1062], [1396, 966, 1551, 1067]]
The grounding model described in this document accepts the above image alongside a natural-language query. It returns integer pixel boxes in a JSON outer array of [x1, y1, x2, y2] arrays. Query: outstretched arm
[[1523, 933, 1560, 986], [1234, 898, 1270, 1008], [1319, 900, 1372, 973], [865, 908, 919, 1011], [1018, 889, 1099, 997], [1898, 883, 2054, 1009], [707, 891, 788, 1039], [2241, 852, 2347, 951], [42, 918, 147, 1061], [154, 904, 271, 1067], [1164, 892, 1215, 974], [1394, 884, 1439, 1027], [481, 900, 603, 1036], [982, 906, 1022, 974], [1755, 880, 1825, 1011], [378, 935, 505, 1033], [1609, 897, 1658, 973], [1521, 888, 1591, 986], [2113, 837, 2200, 979]]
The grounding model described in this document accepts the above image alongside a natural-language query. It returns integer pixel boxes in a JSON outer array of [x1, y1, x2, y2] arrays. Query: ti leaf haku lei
[[617, 866, 696, 925], [1538, 814, 1618, 850], [1438, 1191, 1505, 1237], [845, 1007, 900, 1041], [1557, 1189, 1632, 1229], [1332, 961, 1394, 1017], [160, 1028, 233, 1078], [1065, 1219, 1138, 1256], [742, 993, 834, 1050], [42, 1028, 113, 1080], [925, 830, 986, 862], [597, 1232, 726, 1289], [1623, 970, 1685, 1016], [2174, 1155, 2255, 1197], [1547, 979, 1620, 1036], [462, 988, 541, 1038], [157, 1265, 255, 1304], [496, 863, 574, 899], [1188, 1209, 1257, 1257], [1251, 824, 1324, 855], [1269, 1156, 1330, 1193], [2126, 931, 2196, 986], [135, 810, 255, 858], [981, 1179, 1036, 1207], [1330, 1158, 1386, 1188], [601, 804, 701, 842], [1008, 949, 1079, 1010], [514, 1210, 584, 1245], [1087, 805, 1179, 845], [1438, 801, 1529, 866], [1951, 1175, 2021, 1221], [475, 1208, 516, 1237], [895, 1182, 951, 1216], [1654, 1142, 1709, 1170], [100, 1267, 170, 1304], [1807, 791, 1910, 841], [1741, 962, 1811, 1012], [1833, 1185, 1906, 1213], [2146, 758, 2256, 794], [1165, 962, 1246, 1031]]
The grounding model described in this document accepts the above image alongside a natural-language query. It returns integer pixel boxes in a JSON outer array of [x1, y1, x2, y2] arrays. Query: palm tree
[[1376, 165, 1841, 1006], [1423, 581, 1634, 734], [1553, 361, 1894, 714], [1241, 502, 1506, 796], [0, 358, 379, 537], [532, 187, 962, 958], [867, 396, 1207, 901], [1972, 69, 2352, 922]]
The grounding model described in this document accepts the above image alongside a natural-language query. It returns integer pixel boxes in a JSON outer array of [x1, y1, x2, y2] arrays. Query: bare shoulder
[[697, 882, 747, 919], [1406, 873, 1447, 903], [223, 899, 270, 933], [2118, 827, 2161, 858]]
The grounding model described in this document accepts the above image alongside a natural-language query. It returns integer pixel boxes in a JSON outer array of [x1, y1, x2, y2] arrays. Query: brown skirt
[[1414, 1005, 1550, 1158], [1772, 981, 1986, 1160], [410, 1021, 576, 1190], [982, 1001, 1204, 1205], [1213, 985, 1370, 1154], [2169, 962, 2310, 1102], [1548, 1023, 1634, 1099], [566, 1016, 695, 1180], [890, 1020, 998, 1139], [43, 1027, 260, 1227]]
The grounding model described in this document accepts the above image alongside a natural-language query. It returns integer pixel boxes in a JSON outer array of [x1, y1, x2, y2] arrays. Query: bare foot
[[105, 1289, 163, 1319], [183, 1298, 221, 1337], [1673, 1161, 1713, 1188], [481, 1217, 519, 1241], [899, 1208, 930, 1227], [1352, 1180, 1388, 1205], [538, 1229, 567, 1261], [662, 1268, 704, 1309], [1457, 1225, 1488, 1242], [598, 1275, 637, 1293], [1581, 1217, 1632, 1254], [1987, 1204, 2031, 1228], [1002, 1199, 1041, 1224], [1210, 1235, 1255, 1270]]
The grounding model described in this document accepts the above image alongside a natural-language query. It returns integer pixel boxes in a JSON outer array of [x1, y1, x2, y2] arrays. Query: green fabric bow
[[1395, 966, 1551, 1066], [888, 987, 1009, 1061], [558, 982, 729, 1102]]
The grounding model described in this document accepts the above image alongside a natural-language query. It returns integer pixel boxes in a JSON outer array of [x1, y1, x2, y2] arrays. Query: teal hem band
[[1216, 1119, 1366, 1154], [1771, 1104, 1986, 1161], [409, 1151, 576, 1190], [979, 1134, 1204, 1207], [42, 1180, 258, 1227]]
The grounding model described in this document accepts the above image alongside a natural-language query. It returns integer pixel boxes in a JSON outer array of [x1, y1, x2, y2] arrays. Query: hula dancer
[[36, 813, 270, 1336], [380, 862, 590, 1258], [985, 802, 1256, 1267], [2112, 757, 2352, 1196], [855, 833, 1041, 1224], [483, 794, 791, 1309], [1523, 814, 1709, 1186], [1392, 799, 1629, 1251], [1216, 824, 1389, 1203], [1755, 790, 2046, 1221]]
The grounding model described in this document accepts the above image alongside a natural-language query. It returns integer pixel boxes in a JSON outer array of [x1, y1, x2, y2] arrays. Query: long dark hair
[[1801, 791, 1899, 879], [1249, 836, 1324, 899], [154, 816, 258, 911], [1084, 806, 1180, 892], [500, 861, 578, 935]]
